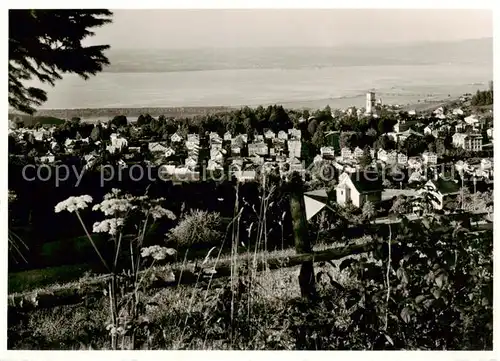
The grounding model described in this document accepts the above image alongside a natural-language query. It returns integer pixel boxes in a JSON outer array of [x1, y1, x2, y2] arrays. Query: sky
[[88, 9, 493, 49]]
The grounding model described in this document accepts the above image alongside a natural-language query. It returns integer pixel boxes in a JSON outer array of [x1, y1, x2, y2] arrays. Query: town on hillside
[[8, 89, 494, 220]]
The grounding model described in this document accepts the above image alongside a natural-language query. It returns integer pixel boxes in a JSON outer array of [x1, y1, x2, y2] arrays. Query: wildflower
[[54, 195, 93, 213], [149, 205, 176, 220], [92, 218, 125, 236], [92, 198, 135, 216], [141, 245, 176, 260], [103, 188, 122, 200]]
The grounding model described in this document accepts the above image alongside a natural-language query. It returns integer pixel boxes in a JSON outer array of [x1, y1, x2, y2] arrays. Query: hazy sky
[[86, 9, 493, 49]]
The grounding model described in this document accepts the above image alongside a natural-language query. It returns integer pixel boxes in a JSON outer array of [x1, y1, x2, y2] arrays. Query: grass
[[7, 228, 492, 350], [8, 264, 91, 294], [7, 236, 373, 350], [7, 258, 352, 350], [9, 232, 365, 296]]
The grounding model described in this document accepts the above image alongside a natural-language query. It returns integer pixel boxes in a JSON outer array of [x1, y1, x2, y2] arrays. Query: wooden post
[[288, 172, 317, 300]]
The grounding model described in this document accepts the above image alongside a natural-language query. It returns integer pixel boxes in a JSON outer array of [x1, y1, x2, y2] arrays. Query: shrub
[[167, 209, 223, 248]]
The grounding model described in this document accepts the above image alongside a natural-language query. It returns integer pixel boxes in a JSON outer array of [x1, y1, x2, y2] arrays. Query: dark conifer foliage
[[9, 9, 113, 114]]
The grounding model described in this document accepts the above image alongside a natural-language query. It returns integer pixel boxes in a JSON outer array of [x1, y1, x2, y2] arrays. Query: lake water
[[30, 41, 493, 110]]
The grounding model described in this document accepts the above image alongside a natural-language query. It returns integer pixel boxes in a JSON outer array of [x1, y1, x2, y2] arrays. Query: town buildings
[[452, 133, 483, 151]]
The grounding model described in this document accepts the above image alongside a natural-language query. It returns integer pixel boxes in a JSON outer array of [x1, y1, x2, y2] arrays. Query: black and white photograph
[[5, 3, 496, 353]]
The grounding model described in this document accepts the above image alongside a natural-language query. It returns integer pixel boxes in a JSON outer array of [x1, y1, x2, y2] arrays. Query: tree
[[307, 118, 319, 136], [374, 134, 396, 151], [311, 125, 326, 148], [361, 200, 376, 222], [110, 115, 128, 128], [358, 147, 373, 168], [340, 132, 359, 149], [9, 10, 113, 114], [390, 195, 411, 215]]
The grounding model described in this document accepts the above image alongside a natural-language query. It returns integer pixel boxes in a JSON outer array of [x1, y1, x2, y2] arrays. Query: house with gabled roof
[[187, 133, 200, 144], [424, 125, 434, 136], [231, 144, 242, 156], [209, 132, 222, 142], [452, 132, 482, 151], [207, 159, 223, 171], [185, 156, 197, 170], [422, 151, 438, 166], [223, 131, 232, 141], [277, 130, 288, 140], [38, 151, 56, 164], [353, 146, 364, 159], [231, 134, 248, 145], [340, 147, 353, 162], [336, 171, 383, 208], [171, 132, 183, 143], [254, 133, 264, 142], [320, 146, 335, 159], [264, 129, 276, 140], [248, 142, 268, 157], [397, 153, 408, 166], [149, 142, 169, 153], [165, 147, 176, 158]]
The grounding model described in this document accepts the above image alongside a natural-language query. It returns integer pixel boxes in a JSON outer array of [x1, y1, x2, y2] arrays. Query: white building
[[353, 147, 364, 159], [341, 148, 353, 162], [209, 132, 222, 142], [149, 142, 169, 153], [464, 115, 480, 129], [366, 91, 376, 114], [264, 129, 276, 139], [481, 158, 492, 171], [248, 142, 268, 157], [187, 133, 200, 144], [185, 157, 197, 170], [171, 133, 183, 143], [254, 134, 264, 142], [320, 146, 335, 158], [207, 159, 223, 171], [424, 125, 434, 136], [288, 128, 302, 140], [234, 170, 257, 183], [452, 133, 482, 151], [110, 133, 128, 150], [288, 139, 301, 158], [407, 157, 423, 170], [39, 152, 55, 163], [277, 130, 288, 140], [397, 153, 408, 165], [422, 152, 438, 166]]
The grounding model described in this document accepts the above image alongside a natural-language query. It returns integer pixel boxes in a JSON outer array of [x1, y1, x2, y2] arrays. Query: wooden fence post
[[289, 172, 317, 300]]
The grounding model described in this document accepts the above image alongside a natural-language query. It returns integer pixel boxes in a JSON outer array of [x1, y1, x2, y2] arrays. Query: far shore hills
[[9, 95, 469, 124]]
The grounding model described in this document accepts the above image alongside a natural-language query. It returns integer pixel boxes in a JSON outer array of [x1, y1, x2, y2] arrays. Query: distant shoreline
[[10, 95, 461, 122]]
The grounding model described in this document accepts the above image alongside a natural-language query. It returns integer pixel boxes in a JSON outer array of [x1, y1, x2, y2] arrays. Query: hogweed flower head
[[93, 218, 125, 236], [141, 245, 176, 260], [149, 205, 176, 220], [92, 198, 136, 216], [55, 195, 93, 213]]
